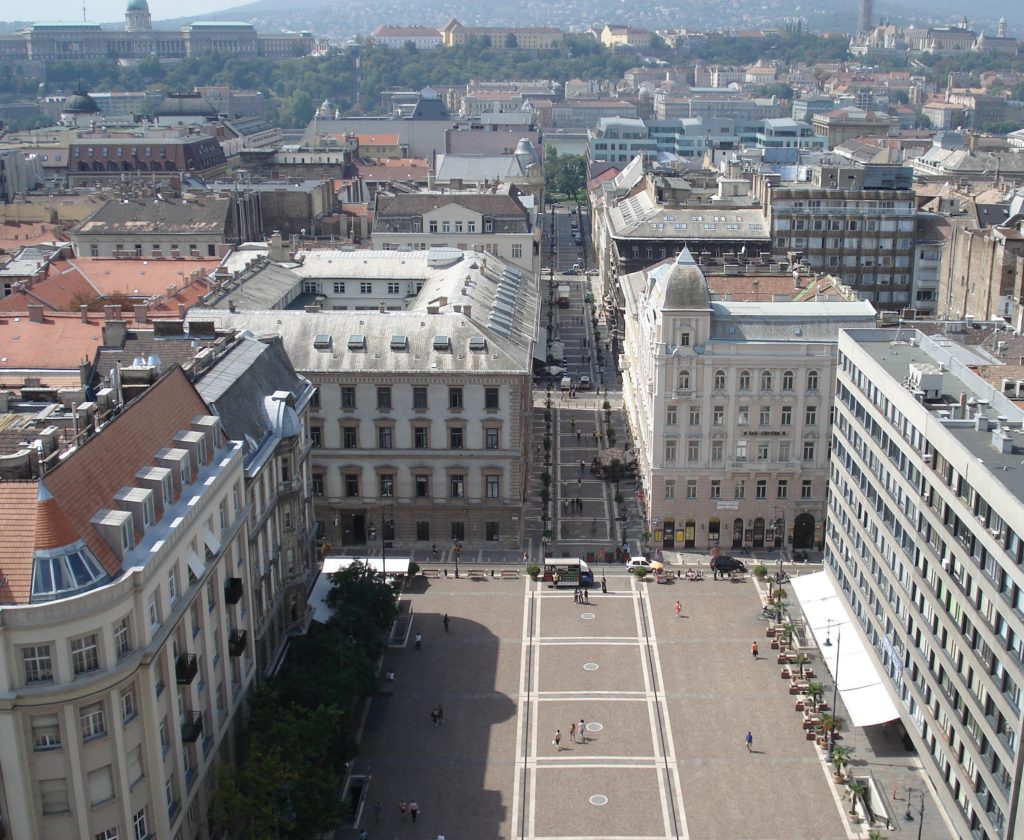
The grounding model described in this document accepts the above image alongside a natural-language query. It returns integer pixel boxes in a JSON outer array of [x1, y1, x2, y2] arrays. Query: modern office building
[[619, 248, 876, 551], [826, 327, 1024, 839]]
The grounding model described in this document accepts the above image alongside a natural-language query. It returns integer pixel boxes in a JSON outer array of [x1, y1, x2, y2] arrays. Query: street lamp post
[[453, 540, 461, 578], [826, 627, 841, 762]]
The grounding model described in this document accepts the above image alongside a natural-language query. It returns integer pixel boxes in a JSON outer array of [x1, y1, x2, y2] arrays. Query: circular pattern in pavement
[[589, 795, 608, 806], [583, 662, 599, 671], [581, 612, 596, 620], [586, 722, 603, 732]]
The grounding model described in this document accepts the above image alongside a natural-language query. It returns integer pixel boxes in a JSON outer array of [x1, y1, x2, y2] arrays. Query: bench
[[501, 569, 520, 579], [467, 569, 487, 580], [420, 568, 442, 578]]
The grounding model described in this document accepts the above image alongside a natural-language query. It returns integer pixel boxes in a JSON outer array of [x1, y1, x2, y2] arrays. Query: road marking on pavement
[[511, 576, 534, 840]]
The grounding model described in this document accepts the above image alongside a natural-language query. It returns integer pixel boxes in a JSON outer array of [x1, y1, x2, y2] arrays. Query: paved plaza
[[352, 572, 901, 840]]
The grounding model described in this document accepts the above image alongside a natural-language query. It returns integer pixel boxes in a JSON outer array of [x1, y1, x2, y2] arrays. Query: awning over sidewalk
[[790, 571, 900, 728]]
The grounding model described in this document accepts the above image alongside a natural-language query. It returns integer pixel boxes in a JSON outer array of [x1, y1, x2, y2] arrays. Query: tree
[[555, 153, 585, 199], [544, 144, 560, 197]]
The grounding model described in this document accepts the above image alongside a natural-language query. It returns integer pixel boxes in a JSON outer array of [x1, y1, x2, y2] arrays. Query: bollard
[[444, 568, 448, 577], [491, 568, 495, 578]]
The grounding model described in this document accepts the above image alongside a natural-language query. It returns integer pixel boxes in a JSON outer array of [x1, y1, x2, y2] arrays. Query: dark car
[[709, 555, 747, 578]]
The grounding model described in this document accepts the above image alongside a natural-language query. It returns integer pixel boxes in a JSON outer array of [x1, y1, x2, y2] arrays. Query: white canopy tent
[[790, 571, 900, 728], [307, 556, 411, 624]]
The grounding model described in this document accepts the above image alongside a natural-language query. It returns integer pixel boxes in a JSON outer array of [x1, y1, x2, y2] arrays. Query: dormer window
[[161, 474, 174, 507], [120, 520, 134, 552], [31, 542, 108, 604]]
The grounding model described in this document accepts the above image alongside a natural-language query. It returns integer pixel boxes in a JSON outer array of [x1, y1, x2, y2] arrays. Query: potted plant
[[527, 563, 541, 580], [795, 652, 808, 679], [805, 681, 825, 711], [846, 780, 866, 819], [779, 623, 795, 649], [752, 564, 768, 580], [830, 745, 851, 782], [632, 567, 649, 580]]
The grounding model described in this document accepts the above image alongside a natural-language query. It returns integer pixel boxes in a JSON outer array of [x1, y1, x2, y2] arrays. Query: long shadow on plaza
[[356, 591, 518, 840]]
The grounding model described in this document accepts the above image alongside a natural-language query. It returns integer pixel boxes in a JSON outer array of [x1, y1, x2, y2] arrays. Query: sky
[[9, 0, 244, 24]]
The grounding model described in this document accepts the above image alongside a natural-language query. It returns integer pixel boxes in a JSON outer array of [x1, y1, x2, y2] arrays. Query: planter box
[[794, 701, 805, 711], [780, 669, 791, 679], [806, 731, 818, 740], [770, 640, 780, 649]]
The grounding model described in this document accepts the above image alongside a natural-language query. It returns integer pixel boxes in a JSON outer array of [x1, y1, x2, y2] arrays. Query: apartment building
[[754, 163, 917, 310], [0, 367, 255, 840], [826, 328, 1024, 839], [372, 188, 539, 275], [620, 249, 876, 552], [189, 247, 539, 551]]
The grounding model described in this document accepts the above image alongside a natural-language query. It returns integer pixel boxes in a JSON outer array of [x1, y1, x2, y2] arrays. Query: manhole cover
[[583, 662, 599, 671], [590, 795, 608, 806], [581, 612, 596, 620], [586, 722, 603, 732]]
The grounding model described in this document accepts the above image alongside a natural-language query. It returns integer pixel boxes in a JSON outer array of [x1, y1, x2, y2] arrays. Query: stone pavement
[[336, 569, 954, 839]]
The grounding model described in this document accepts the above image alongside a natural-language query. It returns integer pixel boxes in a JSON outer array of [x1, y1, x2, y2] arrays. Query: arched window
[[782, 370, 794, 391], [678, 370, 690, 390], [714, 370, 726, 390], [761, 371, 772, 391], [738, 370, 750, 391], [807, 370, 819, 391]]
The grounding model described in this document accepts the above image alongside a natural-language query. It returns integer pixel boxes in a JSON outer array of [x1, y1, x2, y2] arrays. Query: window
[[450, 475, 465, 498], [167, 568, 178, 604], [485, 387, 499, 409], [442, 221, 450, 233], [511, 243, 523, 259], [81, 702, 106, 740], [803, 441, 816, 461], [87, 765, 114, 806], [344, 474, 360, 497], [343, 426, 358, 448], [360, 282, 372, 294], [776, 479, 789, 499], [133, 808, 148, 840], [756, 480, 767, 499], [666, 406, 677, 426], [711, 440, 724, 462], [159, 718, 169, 753], [413, 387, 428, 409], [782, 370, 794, 390], [341, 386, 356, 409], [415, 475, 430, 497], [665, 480, 675, 500], [311, 474, 324, 496], [121, 685, 137, 721], [416, 521, 430, 540], [90, 244, 99, 257], [739, 370, 750, 390], [40, 779, 70, 815], [486, 521, 500, 541], [714, 370, 726, 389], [376, 387, 392, 410], [332, 281, 346, 294], [71, 634, 100, 676], [710, 480, 721, 499], [449, 427, 464, 449], [807, 370, 819, 391], [429, 220, 438, 233], [485, 427, 499, 449], [468, 221, 476, 233], [127, 744, 144, 786], [665, 440, 676, 462], [737, 407, 749, 426], [781, 406, 792, 426], [24, 644, 53, 684], [414, 426, 429, 449], [805, 405, 817, 426], [379, 475, 394, 497], [735, 480, 745, 500], [761, 371, 772, 391], [686, 480, 697, 499], [687, 440, 700, 463], [486, 475, 500, 498], [387, 282, 400, 294], [378, 426, 393, 449], [779, 441, 791, 461], [148, 594, 160, 629], [680, 332, 690, 346], [448, 387, 463, 409], [757, 443, 769, 461], [736, 440, 747, 460], [96, 830, 119, 840], [32, 714, 61, 750], [677, 370, 690, 391], [310, 426, 322, 448], [802, 480, 813, 499], [759, 406, 771, 426], [689, 407, 701, 426]]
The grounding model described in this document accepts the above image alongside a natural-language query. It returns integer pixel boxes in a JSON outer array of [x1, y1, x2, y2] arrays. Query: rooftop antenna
[[82, 0, 87, 21]]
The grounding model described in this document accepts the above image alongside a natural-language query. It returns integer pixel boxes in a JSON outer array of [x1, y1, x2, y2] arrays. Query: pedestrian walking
[[592, 430, 598, 443], [745, 731, 753, 752], [674, 600, 682, 619], [554, 729, 562, 751], [579, 719, 587, 743], [577, 430, 582, 442], [374, 801, 382, 823], [571, 417, 576, 430], [601, 576, 607, 594], [443, 613, 450, 632], [415, 632, 422, 650], [437, 704, 444, 725], [399, 800, 407, 820], [569, 721, 578, 743], [573, 589, 580, 604], [583, 588, 590, 604], [409, 801, 419, 823], [751, 641, 758, 660], [577, 476, 582, 487], [431, 707, 439, 726]]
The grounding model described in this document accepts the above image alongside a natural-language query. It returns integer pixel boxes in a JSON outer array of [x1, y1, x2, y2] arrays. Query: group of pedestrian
[[554, 719, 589, 751], [398, 800, 420, 821], [561, 496, 584, 514], [430, 704, 445, 726], [573, 587, 590, 604]]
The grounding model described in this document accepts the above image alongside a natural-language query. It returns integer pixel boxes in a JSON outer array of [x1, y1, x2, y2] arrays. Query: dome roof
[[127, 0, 149, 11], [649, 248, 711, 311], [63, 87, 101, 114], [154, 93, 217, 119], [262, 395, 301, 439]]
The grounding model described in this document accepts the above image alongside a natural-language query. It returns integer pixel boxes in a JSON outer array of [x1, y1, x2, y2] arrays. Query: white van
[[560, 376, 573, 392]]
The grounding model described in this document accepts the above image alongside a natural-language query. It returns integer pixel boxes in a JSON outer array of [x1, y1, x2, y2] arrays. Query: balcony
[[175, 653, 198, 685], [180, 710, 203, 743], [224, 577, 243, 605], [228, 630, 247, 657]]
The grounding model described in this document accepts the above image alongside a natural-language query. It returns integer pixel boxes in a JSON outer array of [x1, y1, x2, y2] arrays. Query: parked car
[[709, 555, 747, 577], [579, 374, 591, 390], [624, 558, 652, 572]]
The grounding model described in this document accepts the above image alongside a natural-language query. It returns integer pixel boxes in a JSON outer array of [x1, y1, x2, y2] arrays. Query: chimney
[[462, 304, 471, 318], [103, 304, 120, 321], [27, 304, 45, 323], [102, 320, 128, 348], [80, 305, 90, 323], [133, 303, 148, 324], [177, 303, 187, 318]]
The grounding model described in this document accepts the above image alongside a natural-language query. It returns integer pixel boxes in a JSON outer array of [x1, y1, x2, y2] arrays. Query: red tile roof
[[0, 223, 67, 252], [0, 311, 109, 371], [34, 482, 81, 551], [0, 482, 40, 604]]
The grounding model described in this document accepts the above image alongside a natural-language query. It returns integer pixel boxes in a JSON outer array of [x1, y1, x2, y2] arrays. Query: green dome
[[63, 88, 101, 114], [126, 0, 149, 11]]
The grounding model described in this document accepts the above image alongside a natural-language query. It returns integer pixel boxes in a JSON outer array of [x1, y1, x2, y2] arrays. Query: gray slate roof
[[375, 191, 528, 219], [708, 301, 877, 342], [74, 197, 230, 237]]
